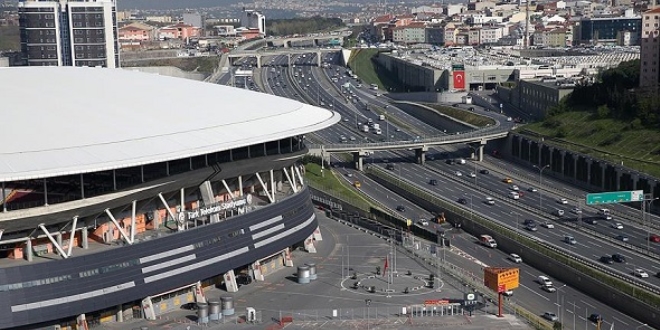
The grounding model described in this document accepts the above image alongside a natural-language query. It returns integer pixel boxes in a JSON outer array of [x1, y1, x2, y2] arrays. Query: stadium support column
[[238, 176, 244, 196], [255, 172, 275, 203], [223, 269, 239, 292], [282, 247, 294, 267], [82, 226, 88, 249], [38, 224, 68, 259], [293, 165, 305, 188], [66, 216, 78, 257], [25, 239, 32, 262], [222, 179, 236, 201], [251, 260, 265, 281], [105, 209, 134, 245], [283, 167, 298, 193], [198, 181, 221, 223], [304, 234, 317, 253]]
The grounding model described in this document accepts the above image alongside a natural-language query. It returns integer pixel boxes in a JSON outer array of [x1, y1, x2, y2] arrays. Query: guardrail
[[366, 166, 660, 305]]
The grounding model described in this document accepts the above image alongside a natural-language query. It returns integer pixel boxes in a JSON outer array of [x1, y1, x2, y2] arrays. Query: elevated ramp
[[340, 48, 353, 66]]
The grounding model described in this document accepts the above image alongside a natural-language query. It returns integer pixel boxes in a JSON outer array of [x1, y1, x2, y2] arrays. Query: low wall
[[122, 66, 206, 81], [366, 171, 660, 329], [387, 92, 466, 104], [388, 102, 473, 134]]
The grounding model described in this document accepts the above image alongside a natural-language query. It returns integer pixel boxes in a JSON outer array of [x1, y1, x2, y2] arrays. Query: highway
[[227, 46, 658, 329], [334, 165, 647, 330]]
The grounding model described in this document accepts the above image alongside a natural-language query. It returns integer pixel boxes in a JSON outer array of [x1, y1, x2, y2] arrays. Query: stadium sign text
[[184, 195, 252, 221]]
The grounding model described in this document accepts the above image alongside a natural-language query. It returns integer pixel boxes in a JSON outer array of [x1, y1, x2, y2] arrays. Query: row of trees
[[551, 59, 660, 128], [266, 17, 344, 37]]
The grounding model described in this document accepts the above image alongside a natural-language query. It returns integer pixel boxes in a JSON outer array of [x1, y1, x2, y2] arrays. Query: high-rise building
[[241, 9, 266, 36], [640, 7, 660, 89], [18, 0, 119, 68]]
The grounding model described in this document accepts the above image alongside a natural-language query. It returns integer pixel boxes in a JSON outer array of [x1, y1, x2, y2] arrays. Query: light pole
[[511, 211, 520, 236], [385, 112, 389, 142], [645, 196, 659, 252], [533, 164, 550, 212], [571, 297, 576, 330], [556, 284, 567, 324], [635, 323, 649, 329]]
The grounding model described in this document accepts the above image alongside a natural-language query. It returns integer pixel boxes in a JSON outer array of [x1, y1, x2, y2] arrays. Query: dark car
[[396, 205, 406, 212], [386, 164, 395, 170], [468, 107, 475, 111], [588, 313, 603, 323], [458, 198, 467, 205], [523, 219, 535, 226], [480, 169, 489, 174], [611, 253, 626, 263], [236, 274, 253, 287], [599, 256, 613, 264], [429, 179, 438, 186], [583, 218, 598, 225], [446, 159, 455, 165]]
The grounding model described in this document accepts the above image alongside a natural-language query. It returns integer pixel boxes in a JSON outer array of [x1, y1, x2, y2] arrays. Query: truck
[[480, 235, 497, 248], [362, 125, 369, 133], [375, 128, 382, 135], [379, 114, 385, 121]]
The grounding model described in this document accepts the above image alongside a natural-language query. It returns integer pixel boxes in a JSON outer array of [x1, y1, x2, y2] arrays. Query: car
[[455, 171, 462, 177], [570, 207, 582, 214], [649, 234, 660, 243], [502, 178, 513, 183], [633, 268, 649, 278], [386, 164, 395, 170], [509, 253, 522, 263], [446, 159, 455, 165], [485, 197, 495, 205], [541, 285, 557, 293], [510, 184, 520, 191], [583, 218, 598, 225], [236, 274, 253, 287], [429, 179, 438, 186], [525, 223, 538, 231], [528, 187, 538, 192], [543, 312, 558, 322], [523, 219, 535, 226], [502, 290, 514, 297], [541, 221, 555, 229], [537, 275, 553, 286], [611, 222, 623, 229], [564, 235, 576, 245], [458, 198, 468, 205], [396, 205, 406, 212], [480, 169, 490, 174], [557, 198, 568, 204], [468, 106, 475, 111], [615, 235, 629, 242], [469, 172, 476, 178], [418, 219, 429, 226], [588, 314, 603, 323], [599, 256, 613, 264], [611, 253, 626, 263]]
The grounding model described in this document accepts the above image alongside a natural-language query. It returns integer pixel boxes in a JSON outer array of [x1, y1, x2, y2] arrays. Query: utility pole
[[524, 0, 530, 50]]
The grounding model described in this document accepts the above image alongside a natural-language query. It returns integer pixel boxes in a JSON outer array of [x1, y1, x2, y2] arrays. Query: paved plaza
[[95, 211, 534, 330]]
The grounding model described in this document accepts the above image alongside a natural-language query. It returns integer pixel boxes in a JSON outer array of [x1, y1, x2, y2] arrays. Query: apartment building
[[640, 7, 660, 88], [18, 0, 119, 68]]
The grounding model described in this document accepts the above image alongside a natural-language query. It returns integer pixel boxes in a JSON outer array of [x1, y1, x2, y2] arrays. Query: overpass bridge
[[308, 129, 510, 171], [227, 48, 341, 67], [266, 30, 352, 48]]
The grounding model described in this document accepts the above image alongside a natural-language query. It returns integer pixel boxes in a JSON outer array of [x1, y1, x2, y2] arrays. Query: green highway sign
[[586, 190, 644, 205]]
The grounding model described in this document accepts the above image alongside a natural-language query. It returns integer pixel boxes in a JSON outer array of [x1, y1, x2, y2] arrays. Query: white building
[[242, 9, 266, 35]]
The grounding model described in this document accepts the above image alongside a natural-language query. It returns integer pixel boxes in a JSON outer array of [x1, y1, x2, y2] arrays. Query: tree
[[553, 321, 563, 330]]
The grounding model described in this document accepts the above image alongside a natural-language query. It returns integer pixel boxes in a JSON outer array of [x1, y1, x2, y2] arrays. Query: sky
[[116, 0, 238, 11]]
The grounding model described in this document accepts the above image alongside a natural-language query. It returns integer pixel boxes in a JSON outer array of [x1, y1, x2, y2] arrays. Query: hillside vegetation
[[266, 17, 344, 37]]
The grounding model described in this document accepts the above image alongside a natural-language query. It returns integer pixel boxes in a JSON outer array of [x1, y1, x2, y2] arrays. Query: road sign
[[484, 267, 519, 292], [586, 190, 644, 205]]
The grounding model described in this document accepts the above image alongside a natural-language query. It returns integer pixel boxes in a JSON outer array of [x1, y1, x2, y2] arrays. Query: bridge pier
[[415, 146, 428, 165], [287, 54, 292, 67], [353, 151, 367, 171], [469, 141, 486, 162], [317, 52, 322, 67], [256, 55, 262, 68]]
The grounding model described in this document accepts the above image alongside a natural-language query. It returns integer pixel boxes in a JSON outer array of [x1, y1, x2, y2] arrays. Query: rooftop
[[0, 67, 339, 182]]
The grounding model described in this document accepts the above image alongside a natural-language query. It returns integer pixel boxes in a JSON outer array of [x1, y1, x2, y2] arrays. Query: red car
[[650, 234, 660, 243]]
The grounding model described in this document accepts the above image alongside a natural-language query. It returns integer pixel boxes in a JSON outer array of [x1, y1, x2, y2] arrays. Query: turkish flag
[[453, 70, 465, 90], [383, 257, 388, 276]]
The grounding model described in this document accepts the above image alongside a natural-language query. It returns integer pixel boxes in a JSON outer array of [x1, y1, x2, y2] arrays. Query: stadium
[[0, 67, 339, 329]]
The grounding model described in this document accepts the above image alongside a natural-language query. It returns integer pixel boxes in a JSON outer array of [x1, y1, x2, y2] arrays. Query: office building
[[576, 13, 641, 45], [241, 9, 266, 36], [640, 7, 660, 89], [18, 0, 119, 68]]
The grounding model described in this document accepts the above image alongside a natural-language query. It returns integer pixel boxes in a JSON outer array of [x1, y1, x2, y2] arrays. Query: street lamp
[[635, 323, 649, 330], [466, 193, 474, 220], [511, 211, 520, 236], [645, 197, 659, 252], [533, 164, 550, 212], [556, 284, 567, 324]]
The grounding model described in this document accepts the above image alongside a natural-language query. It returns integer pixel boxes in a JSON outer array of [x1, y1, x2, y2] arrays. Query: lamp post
[[635, 323, 649, 330], [556, 284, 567, 324], [645, 196, 659, 252], [385, 112, 389, 142], [533, 164, 550, 212], [511, 211, 520, 236]]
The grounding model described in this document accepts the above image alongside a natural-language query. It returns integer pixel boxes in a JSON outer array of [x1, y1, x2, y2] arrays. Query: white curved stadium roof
[[0, 67, 340, 182]]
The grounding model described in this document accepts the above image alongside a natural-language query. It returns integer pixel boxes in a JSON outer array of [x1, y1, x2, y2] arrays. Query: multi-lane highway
[[222, 46, 659, 329]]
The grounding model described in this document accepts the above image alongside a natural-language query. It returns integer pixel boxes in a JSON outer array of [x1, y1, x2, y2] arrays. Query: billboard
[[453, 70, 465, 90], [484, 267, 519, 292]]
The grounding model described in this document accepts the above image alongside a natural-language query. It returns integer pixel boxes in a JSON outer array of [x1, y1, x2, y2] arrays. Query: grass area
[[347, 49, 401, 91], [124, 56, 221, 75], [424, 104, 496, 128], [520, 111, 660, 177], [0, 26, 20, 51], [304, 162, 372, 208]]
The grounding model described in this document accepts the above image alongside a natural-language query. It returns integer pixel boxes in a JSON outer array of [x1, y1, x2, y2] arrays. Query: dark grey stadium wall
[[0, 188, 317, 329], [367, 174, 660, 329]]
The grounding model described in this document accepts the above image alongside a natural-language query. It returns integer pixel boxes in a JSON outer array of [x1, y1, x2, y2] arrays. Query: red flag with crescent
[[453, 70, 465, 89]]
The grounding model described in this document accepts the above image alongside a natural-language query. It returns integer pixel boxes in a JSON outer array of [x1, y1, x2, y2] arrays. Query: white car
[[557, 198, 568, 204], [528, 187, 538, 192], [469, 172, 476, 178], [508, 253, 522, 263], [633, 268, 649, 278], [510, 185, 520, 191], [455, 171, 462, 177], [537, 275, 553, 286], [541, 222, 555, 229], [611, 222, 623, 229], [418, 219, 429, 226], [570, 207, 582, 214], [485, 197, 495, 205]]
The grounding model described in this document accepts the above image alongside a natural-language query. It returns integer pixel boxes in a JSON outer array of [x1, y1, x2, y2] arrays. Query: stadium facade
[[0, 67, 339, 329]]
